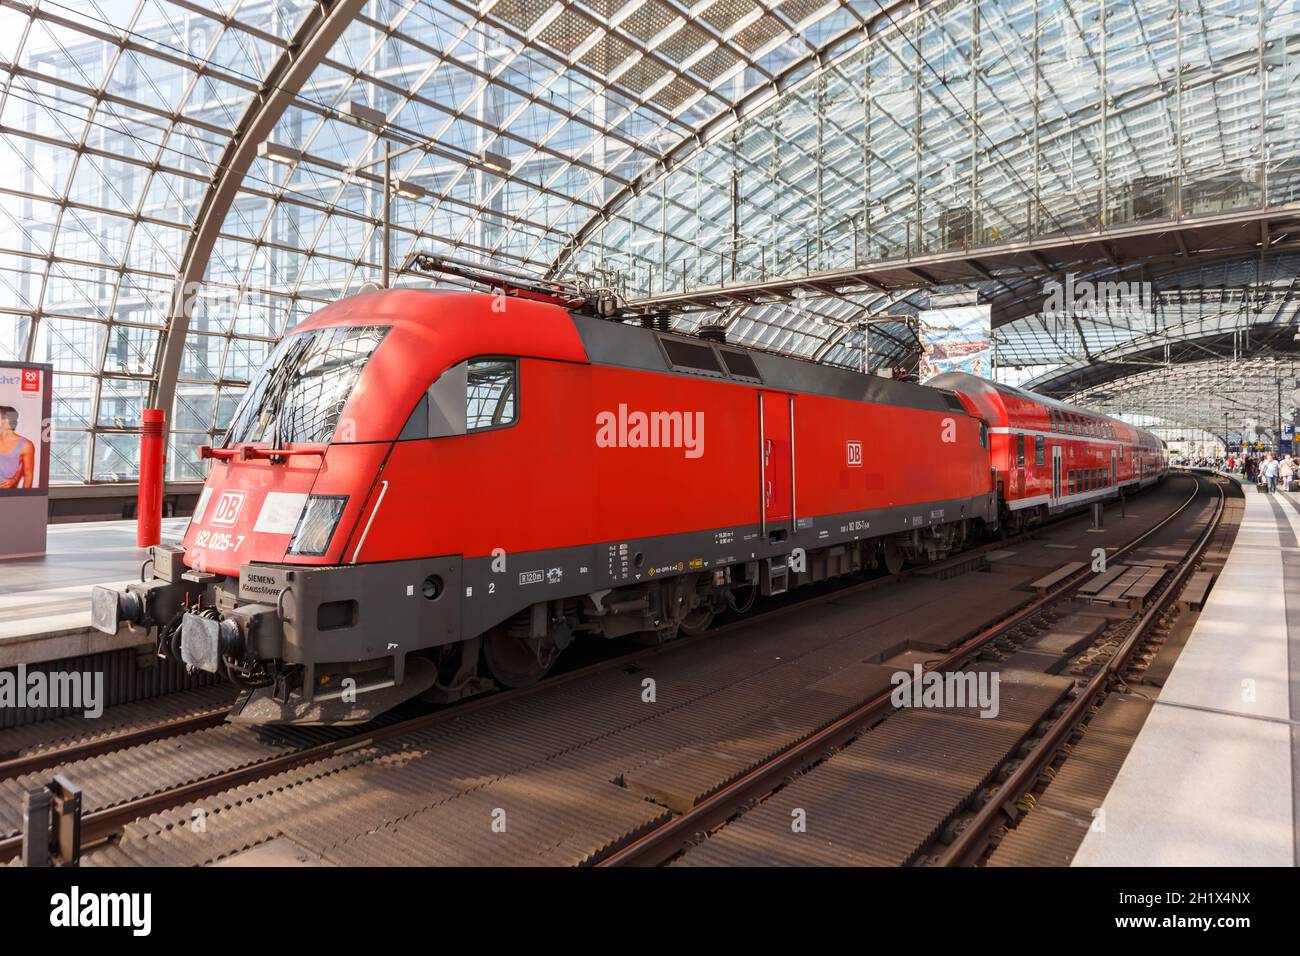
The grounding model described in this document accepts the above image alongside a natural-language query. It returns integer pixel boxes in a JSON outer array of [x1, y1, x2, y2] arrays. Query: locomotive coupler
[[179, 602, 282, 674], [89, 545, 192, 636]]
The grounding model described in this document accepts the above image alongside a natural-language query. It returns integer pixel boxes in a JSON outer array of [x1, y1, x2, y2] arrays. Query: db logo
[[846, 441, 863, 467], [210, 490, 245, 527], [20, 369, 39, 392]]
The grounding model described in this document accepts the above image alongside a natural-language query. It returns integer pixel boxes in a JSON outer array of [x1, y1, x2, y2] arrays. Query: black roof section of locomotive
[[570, 313, 965, 416]]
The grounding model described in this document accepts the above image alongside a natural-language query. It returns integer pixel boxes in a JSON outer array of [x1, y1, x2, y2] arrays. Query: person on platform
[[1262, 454, 1279, 493], [0, 405, 35, 490], [1282, 455, 1295, 493]]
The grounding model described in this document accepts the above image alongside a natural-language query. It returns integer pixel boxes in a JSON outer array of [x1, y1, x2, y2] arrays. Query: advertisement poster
[[0, 361, 52, 559], [0, 362, 51, 493], [917, 304, 993, 383]]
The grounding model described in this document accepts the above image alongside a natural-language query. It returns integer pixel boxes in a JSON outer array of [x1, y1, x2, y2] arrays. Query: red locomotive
[[92, 269, 1166, 724]]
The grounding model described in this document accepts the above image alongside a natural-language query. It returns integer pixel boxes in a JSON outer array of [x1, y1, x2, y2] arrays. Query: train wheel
[[882, 538, 904, 575], [680, 605, 715, 636], [482, 626, 557, 688]]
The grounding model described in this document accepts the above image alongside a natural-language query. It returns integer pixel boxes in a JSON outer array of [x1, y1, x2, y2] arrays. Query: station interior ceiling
[[1, 0, 1298, 482]]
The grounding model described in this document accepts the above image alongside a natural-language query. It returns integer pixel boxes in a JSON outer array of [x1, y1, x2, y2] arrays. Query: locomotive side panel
[[357, 357, 598, 560]]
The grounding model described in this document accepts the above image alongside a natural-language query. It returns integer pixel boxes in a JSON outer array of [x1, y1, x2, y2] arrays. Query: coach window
[[979, 419, 988, 449], [1016, 433, 1025, 466], [1035, 435, 1045, 466], [466, 359, 517, 431]]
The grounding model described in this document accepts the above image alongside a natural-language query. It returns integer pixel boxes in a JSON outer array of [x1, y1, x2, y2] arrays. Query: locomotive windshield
[[224, 325, 389, 446]]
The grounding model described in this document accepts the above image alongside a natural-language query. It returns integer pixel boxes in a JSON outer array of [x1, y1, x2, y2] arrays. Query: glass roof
[[1, 0, 1296, 483], [573, 0, 1300, 283], [1, 0, 872, 482], [995, 252, 1300, 382], [1066, 356, 1300, 446]]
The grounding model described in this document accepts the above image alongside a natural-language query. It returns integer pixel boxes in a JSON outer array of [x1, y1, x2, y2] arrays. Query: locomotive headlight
[[287, 495, 348, 556]]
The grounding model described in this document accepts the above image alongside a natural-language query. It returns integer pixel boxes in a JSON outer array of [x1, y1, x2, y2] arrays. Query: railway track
[[1, 479, 1210, 866], [0, 483, 1121, 767], [0, 542, 1017, 865], [596, 473, 1229, 866]]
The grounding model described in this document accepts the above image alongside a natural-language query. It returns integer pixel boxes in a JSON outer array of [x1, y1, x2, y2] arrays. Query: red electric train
[[92, 278, 1166, 724], [930, 372, 1169, 533]]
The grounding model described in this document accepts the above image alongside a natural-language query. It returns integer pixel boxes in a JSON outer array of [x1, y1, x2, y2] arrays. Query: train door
[[759, 391, 794, 526], [1111, 449, 1117, 487], [1051, 445, 1063, 502]]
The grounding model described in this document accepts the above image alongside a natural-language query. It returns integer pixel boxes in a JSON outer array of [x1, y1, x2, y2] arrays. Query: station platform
[[1073, 484, 1299, 866], [0, 518, 186, 668]]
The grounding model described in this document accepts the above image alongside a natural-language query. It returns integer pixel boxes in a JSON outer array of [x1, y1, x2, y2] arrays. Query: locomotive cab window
[[466, 359, 517, 431], [407, 357, 520, 440], [225, 324, 389, 446]]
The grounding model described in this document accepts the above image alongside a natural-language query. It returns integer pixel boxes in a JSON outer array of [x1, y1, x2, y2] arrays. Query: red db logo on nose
[[211, 491, 245, 526], [846, 441, 863, 467]]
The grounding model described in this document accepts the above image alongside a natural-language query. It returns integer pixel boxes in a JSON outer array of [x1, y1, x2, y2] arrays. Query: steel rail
[[936, 474, 1228, 865], [0, 707, 232, 782], [595, 475, 1207, 866]]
